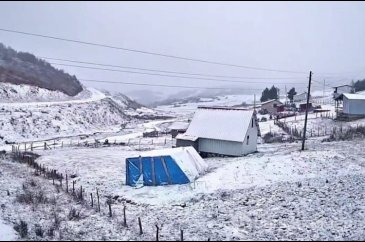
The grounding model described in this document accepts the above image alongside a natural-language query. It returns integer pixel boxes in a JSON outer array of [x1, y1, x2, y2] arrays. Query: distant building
[[299, 102, 313, 112], [143, 130, 159, 138], [333, 85, 354, 99], [293, 92, 310, 102], [260, 99, 283, 114], [176, 107, 258, 157], [168, 122, 190, 138], [342, 93, 365, 116]]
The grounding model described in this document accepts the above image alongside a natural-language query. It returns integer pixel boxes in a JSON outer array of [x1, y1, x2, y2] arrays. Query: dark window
[[247, 135, 250, 145], [252, 118, 254, 128]]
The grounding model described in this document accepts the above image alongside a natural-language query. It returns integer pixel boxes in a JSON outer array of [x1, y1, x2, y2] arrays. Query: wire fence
[[8, 149, 211, 241], [13, 136, 175, 153]]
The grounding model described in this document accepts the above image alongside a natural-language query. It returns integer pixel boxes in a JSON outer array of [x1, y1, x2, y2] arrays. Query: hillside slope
[[0, 43, 83, 96]]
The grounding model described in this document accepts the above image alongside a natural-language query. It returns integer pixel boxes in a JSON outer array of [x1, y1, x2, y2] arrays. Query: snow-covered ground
[[1, 85, 365, 240], [33, 139, 365, 206], [1, 139, 364, 240], [0, 219, 16, 241]]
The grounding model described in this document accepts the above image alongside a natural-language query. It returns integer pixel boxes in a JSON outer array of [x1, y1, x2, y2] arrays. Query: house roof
[[168, 122, 189, 130], [295, 92, 308, 96], [343, 93, 365, 100], [332, 84, 352, 88], [184, 107, 254, 142], [260, 99, 282, 105], [176, 134, 198, 141]]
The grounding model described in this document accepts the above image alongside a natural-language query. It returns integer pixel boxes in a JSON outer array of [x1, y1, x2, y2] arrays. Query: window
[[252, 118, 254, 128], [247, 135, 250, 145]]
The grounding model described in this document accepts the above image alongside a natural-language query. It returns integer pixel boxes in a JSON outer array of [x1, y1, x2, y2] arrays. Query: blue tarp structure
[[126, 147, 208, 187]]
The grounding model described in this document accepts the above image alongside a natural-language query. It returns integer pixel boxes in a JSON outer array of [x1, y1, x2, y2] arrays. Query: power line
[[41, 56, 306, 80], [80, 78, 324, 91], [51, 62, 310, 86], [0, 27, 308, 74], [79, 78, 265, 90]]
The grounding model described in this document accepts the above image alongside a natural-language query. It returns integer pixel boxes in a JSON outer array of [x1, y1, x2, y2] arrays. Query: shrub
[[68, 207, 81, 221], [34, 224, 44, 238], [14, 220, 28, 238]]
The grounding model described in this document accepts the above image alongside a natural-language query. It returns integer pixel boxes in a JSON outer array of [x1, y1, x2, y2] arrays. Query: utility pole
[[254, 94, 256, 112], [302, 71, 312, 151], [285, 85, 288, 105]]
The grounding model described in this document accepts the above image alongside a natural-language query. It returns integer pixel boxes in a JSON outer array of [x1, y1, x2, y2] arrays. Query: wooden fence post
[[108, 200, 112, 217], [138, 217, 143, 235], [123, 206, 127, 227], [156, 225, 159, 241], [96, 188, 101, 212], [91, 193, 94, 207]]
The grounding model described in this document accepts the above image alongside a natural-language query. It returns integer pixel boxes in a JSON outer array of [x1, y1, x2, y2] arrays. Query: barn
[[260, 99, 283, 115], [343, 93, 365, 116], [126, 147, 207, 186], [293, 92, 310, 102], [168, 122, 190, 138], [176, 107, 258, 157]]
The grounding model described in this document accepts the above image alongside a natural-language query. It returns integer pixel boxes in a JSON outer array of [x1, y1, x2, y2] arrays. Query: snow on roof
[[176, 133, 198, 141], [184, 107, 254, 142], [332, 84, 352, 88], [260, 99, 282, 105], [343, 93, 365, 100], [139, 147, 208, 181], [295, 92, 308, 96], [168, 122, 189, 130]]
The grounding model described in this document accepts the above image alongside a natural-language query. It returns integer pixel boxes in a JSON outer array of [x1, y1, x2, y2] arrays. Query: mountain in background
[[0, 43, 83, 96], [148, 87, 259, 107]]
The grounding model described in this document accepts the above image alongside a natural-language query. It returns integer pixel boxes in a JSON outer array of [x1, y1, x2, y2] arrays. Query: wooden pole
[[97, 188, 101, 212], [123, 206, 127, 227], [138, 217, 143, 235], [66, 174, 69, 193], [302, 71, 312, 151], [156, 225, 159, 241], [108, 201, 112, 217]]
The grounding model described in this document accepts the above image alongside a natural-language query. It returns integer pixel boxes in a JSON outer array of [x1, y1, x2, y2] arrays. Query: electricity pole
[[254, 94, 256, 112], [302, 71, 312, 151], [285, 85, 288, 105]]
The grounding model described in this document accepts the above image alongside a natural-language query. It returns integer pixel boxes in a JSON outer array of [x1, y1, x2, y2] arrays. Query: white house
[[333, 85, 354, 99], [176, 107, 258, 157], [293, 92, 309, 102], [343, 93, 365, 116]]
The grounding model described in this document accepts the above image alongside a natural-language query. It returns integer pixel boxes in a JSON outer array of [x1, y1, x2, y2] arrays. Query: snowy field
[[34, 139, 365, 206], [1, 139, 365, 240], [0, 219, 16, 241], [1, 87, 365, 240]]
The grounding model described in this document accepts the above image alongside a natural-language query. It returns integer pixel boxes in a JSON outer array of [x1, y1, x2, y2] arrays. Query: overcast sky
[[0, 1, 364, 100]]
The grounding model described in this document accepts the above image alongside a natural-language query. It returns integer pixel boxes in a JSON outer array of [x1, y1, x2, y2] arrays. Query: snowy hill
[[0, 97, 131, 145], [0, 82, 93, 103], [0, 43, 83, 96]]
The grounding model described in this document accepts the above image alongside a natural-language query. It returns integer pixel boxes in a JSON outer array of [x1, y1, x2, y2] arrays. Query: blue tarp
[[126, 156, 190, 186]]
